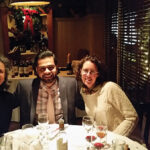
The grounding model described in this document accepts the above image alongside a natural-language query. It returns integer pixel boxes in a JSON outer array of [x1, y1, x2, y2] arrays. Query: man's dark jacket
[[14, 77, 84, 126]]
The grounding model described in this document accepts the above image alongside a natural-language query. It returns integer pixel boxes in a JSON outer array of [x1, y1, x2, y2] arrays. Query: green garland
[[9, 6, 46, 32], [8, 6, 50, 50]]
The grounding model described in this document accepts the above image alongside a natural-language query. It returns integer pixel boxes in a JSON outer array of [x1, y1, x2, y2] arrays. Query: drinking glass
[[82, 115, 95, 149], [112, 139, 126, 150], [82, 115, 94, 133], [37, 113, 49, 147], [95, 124, 107, 143], [38, 113, 49, 128], [94, 122, 110, 149], [22, 123, 33, 129]]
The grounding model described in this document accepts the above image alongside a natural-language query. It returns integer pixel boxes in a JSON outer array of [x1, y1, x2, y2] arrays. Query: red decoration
[[94, 142, 104, 148], [22, 9, 38, 35], [86, 136, 96, 142]]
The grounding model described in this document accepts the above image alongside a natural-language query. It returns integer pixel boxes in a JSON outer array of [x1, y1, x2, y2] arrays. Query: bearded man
[[14, 50, 84, 127]]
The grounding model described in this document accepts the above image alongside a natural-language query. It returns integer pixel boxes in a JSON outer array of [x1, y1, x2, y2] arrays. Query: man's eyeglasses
[[81, 69, 98, 76], [38, 65, 56, 72]]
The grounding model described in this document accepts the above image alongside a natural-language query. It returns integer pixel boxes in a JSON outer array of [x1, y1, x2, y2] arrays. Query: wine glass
[[38, 113, 49, 129], [82, 115, 94, 133], [22, 123, 33, 129], [95, 124, 107, 143], [82, 115, 95, 149], [37, 113, 49, 147], [94, 122, 110, 149]]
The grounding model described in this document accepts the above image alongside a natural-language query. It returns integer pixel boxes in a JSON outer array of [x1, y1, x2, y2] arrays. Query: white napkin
[[30, 140, 43, 150], [3, 128, 41, 150], [12, 137, 42, 150], [2, 124, 68, 150]]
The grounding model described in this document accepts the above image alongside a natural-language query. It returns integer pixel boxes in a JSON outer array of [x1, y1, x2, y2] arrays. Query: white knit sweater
[[81, 81, 138, 136]]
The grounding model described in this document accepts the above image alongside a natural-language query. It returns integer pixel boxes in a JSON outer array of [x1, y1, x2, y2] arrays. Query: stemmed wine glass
[[94, 122, 110, 149], [82, 115, 96, 149], [37, 113, 49, 137], [95, 123, 107, 143], [37, 113, 49, 148], [38, 113, 49, 128], [82, 116, 93, 131]]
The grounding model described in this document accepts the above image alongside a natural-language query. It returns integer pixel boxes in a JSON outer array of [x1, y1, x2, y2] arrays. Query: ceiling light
[[10, 0, 50, 6]]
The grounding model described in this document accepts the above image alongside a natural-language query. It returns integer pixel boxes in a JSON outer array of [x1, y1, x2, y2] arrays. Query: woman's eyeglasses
[[81, 69, 98, 76]]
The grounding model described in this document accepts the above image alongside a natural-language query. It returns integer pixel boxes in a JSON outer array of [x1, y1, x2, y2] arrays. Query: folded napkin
[[3, 124, 69, 150], [3, 128, 42, 150]]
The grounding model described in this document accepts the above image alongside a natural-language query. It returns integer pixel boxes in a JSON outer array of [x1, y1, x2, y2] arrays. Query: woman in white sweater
[[76, 56, 138, 136]]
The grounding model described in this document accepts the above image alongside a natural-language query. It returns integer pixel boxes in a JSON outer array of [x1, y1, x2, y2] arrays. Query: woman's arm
[[108, 82, 138, 136]]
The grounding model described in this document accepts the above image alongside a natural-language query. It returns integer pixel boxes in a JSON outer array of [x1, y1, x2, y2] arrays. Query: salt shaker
[[59, 118, 64, 130]]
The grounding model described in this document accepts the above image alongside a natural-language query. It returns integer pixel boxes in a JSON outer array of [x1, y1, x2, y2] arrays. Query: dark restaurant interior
[[0, 0, 150, 148]]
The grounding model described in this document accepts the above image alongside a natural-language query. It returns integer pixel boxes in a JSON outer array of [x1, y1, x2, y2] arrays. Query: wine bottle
[[24, 60, 29, 77], [19, 60, 24, 77], [28, 58, 33, 75], [13, 60, 19, 76], [11, 60, 16, 78], [66, 53, 72, 75]]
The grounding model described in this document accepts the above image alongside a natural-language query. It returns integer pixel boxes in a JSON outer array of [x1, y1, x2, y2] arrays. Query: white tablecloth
[[0, 124, 148, 150]]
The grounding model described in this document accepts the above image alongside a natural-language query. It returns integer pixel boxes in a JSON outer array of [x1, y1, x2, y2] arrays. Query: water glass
[[22, 123, 33, 129], [112, 139, 125, 150], [82, 115, 94, 133], [38, 113, 49, 129], [82, 115, 94, 149]]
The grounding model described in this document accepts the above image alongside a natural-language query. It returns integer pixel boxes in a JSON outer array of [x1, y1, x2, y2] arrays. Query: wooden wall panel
[[54, 14, 105, 67], [0, 12, 105, 66], [0, 7, 9, 56], [47, 8, 53, 50], [88, 15, 105, 63]]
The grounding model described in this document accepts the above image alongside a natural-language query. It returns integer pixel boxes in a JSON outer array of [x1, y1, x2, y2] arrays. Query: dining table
[[0, 124, 148, 150]]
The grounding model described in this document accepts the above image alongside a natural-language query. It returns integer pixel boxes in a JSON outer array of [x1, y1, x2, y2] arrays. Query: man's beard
[[40, 74, 57, 83]]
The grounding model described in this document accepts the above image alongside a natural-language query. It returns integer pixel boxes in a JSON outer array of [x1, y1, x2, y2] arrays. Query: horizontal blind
[[118, 0, 150, 104], [105, 0, 118, 82], [105, 0, 150, 104]]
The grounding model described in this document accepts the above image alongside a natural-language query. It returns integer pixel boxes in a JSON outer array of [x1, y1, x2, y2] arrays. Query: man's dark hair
[[33, 50, 57, 75]]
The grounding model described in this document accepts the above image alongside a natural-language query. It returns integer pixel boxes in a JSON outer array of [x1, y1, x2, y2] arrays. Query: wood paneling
[[53, 14, 105, 67], [47, 8, 53, 50], [0, 11, 105, 66], [0, 7, 9, 56]]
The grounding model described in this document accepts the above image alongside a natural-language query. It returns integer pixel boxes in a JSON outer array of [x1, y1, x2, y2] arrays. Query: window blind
[[105, 0, 150, 104], [105, 0, 118, 82]]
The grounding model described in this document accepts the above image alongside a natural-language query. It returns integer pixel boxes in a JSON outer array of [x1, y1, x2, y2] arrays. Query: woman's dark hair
[[76, 55, 108, 87], [0, 56, 10, 89], [33, 50, 57, 75]]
